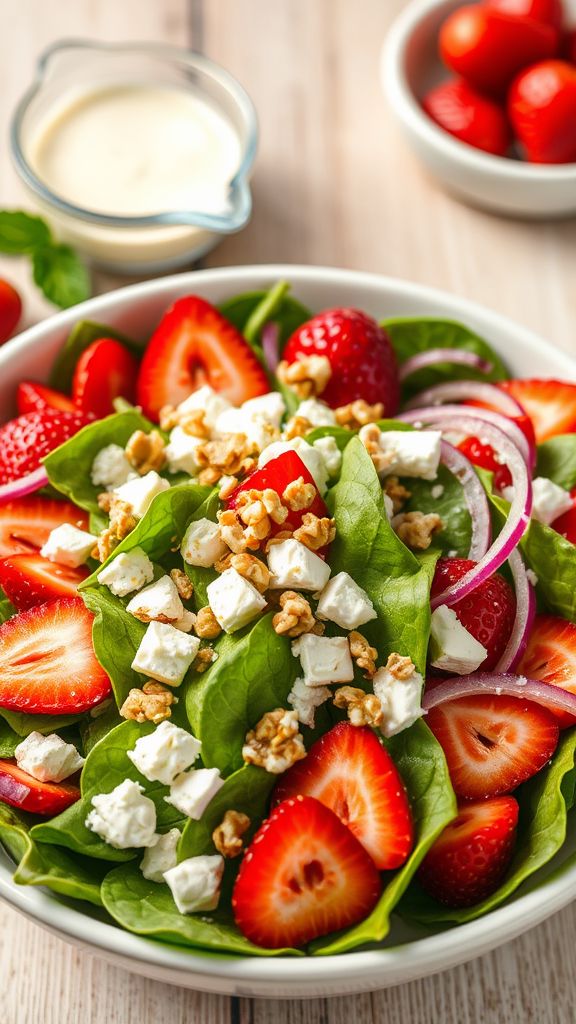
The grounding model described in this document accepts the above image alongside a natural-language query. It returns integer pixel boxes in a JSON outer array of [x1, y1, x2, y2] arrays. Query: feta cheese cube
[[313, 436, 342, 478], [173, 609, 197, 633], [359, 428, 442, 481], [292, 634, 354, 687], [165, 426, 203, 476], [214, 407, 277, 452], [85, 779, 157, 849], [131, 621, 200, 686], [165, 767, 224, 820], [40, 523, 97, 568], [97, 547, 155, 597], [126, 575, 184, 623], [242, 392, 285, 427], [206, 568, 267, 633], [14, 731, 84, 783], [140, 827, 180, 883], [127, 720, 202, 785], [429, 605, 487, 675], [296, 399, 336, 428], [267, 539, 331, 592], [287, 676, 331, 728], [384, 493, 394, 519], [177, 385, 232, 429], [113, 470, 170, 519], [91, 444, 135, 490], [373, 663, 424, 737], [258, 438, 329, 493], [164, 854, 224, 914], [181, 517, 227, 568], [316, 572, 377, 630], [531, 477, 573, 526]]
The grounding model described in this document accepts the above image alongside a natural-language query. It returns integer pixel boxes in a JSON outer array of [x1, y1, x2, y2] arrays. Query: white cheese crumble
[[267, 538, 331, 592], [97, 547, 155, 597], [140, 827, 180, 883], [91, 444, 135, 490], [126, 575, 184, 623], [165, 767, 224, 820], [372, 663, 424, 737], [292, 634, 355, 687], [206, 568, 267, 633], [177, 385, 232, 428], [312, 436, 342, 478], [359, 427, 442, 480], [165, 427, 203, 476], [531, 477, 573, 526], [113, 470, 170, 518], [164, 854, 224, 914], [40, 523, 97, 568], [287, 676, 331, 728], [85, 779, 157, 849], [127, 721, 202, 785], [316, 571, 377, 630], [429, 605, 487, 675], [14, 731, 84, 783], [131, 621, 200, 686], [181, 517, 228, 568], [296, 398, 337, 428]]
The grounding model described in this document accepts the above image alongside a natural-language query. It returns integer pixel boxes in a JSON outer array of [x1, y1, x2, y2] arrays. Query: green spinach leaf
[[80, 586, 146, 707], [179, 765, 274, 862], [0, 719, 21, 757], [0, 708, 84, 738], [403, 464, 472, 558], [536, 435, 576, 491]]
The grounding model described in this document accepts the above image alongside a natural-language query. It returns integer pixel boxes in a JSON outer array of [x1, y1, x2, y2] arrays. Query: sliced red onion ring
[[0, 465, 49, 505], [399, 403, 532, 467], [262, 322, 280, 374], [495, 549, 536, 673], [423, 671, 576, 719], [405, 379, 525, 418], [440, 440, 491, 561], [400, 349, 493, 382]]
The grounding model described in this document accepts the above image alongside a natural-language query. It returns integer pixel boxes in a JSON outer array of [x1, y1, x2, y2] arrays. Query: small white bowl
[[382, 0, 576, 218]]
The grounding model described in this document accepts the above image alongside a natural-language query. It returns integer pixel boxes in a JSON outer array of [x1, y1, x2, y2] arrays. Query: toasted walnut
[[237, 488, 288, 526], [159, 405, 180, 432], [359, 424, 395, 475], [96, 491, 113, 514], [92, 496, 138, 562], [277, 354, 332, 399], [394, 511, 443, 551], [334, 686, 384, 727], [264, 530, 294, 553], [227, 552, 271, 594], [335, 400, 384, 431], [272, 591, 316, 638], [195, 606, 223, 639], [282, 477, 316, 512], [217, 509, 250, 553], [242, 708, 306, 774], [283, 415, 312, 440], [170, 568, 194, 601], [212, 810, 250, 858], [180, 408, 210, 439], [125, 430, 166, 475], [218, 475, 239, 501], [120, 681, 178, 724], [383, 476, 412, 514], [194, 647, 217, 673], [196, 433, 257, 483], [386, 652, 416, 680], [349, 630, 379, 679], [293, 513, 336, 551]]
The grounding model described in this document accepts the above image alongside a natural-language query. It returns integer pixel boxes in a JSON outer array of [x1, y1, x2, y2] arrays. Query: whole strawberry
[[282, 308, 400, 413], [431, 558, 516, 670], [0, 410, 90, 484]]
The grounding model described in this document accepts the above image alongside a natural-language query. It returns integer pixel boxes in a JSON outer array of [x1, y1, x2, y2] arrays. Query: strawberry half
[[282, 308, 400, 414], [431, 559, 516, 671], [0, 552, 89, 611], [418, 796, 519, 908], [0, 598, 111, 715], [17, 381, 76, 415], [499, 379, 576, 444], [274, 722, 413, 870], [72, 337, 139, 418], [517, 615, 576, 728], [136, 296, 270, 421], [550, 497, 576, 544], [0, 760, 80, 816], [0, 497, 89, 559], [0, 410, 91, 485], [426, 694, 559, 799], [457, 436, 512, 491], [232, 795, 381, 949]]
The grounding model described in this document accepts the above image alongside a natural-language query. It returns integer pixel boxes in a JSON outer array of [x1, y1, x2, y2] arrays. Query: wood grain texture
[[1, 1, 575, 1021]]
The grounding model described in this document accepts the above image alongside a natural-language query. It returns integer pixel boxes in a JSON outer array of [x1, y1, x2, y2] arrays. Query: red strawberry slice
[[517, 615, 576, 727], [457, 436, 512, 491], [431, 559, 516, 671], [136, 296, 270, 421], [232, 795, 381, 949], [500, 380, 576, 444], [550, 495, 576, 544], [17, 381, 76, 415], [0, 552, 89, 611], [0, 760, 80, 816], [0, 410, 91, 485], [0, 597, 111, 715], [282, 308, 400, 414], [418, 796, 519, 908], [426, 694, 559, 799], [72, 337, 139, 418], [0, 497, 89, 559], [274, 722, 413, 870]]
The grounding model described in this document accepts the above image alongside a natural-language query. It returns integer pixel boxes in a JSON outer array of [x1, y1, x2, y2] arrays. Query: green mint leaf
[[0, 210, 52, 254], [33, 243, 90, 309]]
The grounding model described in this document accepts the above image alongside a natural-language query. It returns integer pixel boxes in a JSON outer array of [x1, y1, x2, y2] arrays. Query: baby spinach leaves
[[536, 435, 576, 491], [178, 765, 274, 862]]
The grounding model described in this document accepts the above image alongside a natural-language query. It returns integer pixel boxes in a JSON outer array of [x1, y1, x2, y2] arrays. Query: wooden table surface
[[1, 1, 576, 1021]]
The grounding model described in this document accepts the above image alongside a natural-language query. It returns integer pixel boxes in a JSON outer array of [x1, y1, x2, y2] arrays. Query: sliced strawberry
[[283, 308, 399, 414], [17, 381, 76, 415], [426, 694, 559, 799], [500, 380, 576, 444], [0, 598, 111, 715], [550, 499, 576, 544], [517, 615, 576, 727], [418, 796, 519, 908], [0, 497, 89, 559], [232, 795, 381, 949], [431, 559, 516, 671], [72, 338, 138, 418], [136, 296, 270, 421], [457, 436, 512, 491], [274, 722, 413, 870], [0, 410, 91, 485], [0, 553, 89, 611], [0, 760, 80, 816]]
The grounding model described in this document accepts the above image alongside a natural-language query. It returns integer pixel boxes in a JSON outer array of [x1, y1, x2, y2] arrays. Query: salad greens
[[536, 435, 576, 492]]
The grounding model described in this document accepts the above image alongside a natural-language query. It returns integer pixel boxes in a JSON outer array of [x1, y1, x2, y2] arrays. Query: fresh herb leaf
[[0, 210, 52, 253], [32, 243, 90, 309], [50, 320, 139, 392], [536, 435, 576, 492]]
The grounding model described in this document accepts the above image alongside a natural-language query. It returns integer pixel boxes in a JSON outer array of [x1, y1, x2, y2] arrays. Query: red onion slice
[[399, 404, 532, 468], [405, 379, 525, 418], [423, 671, 576, 719], [400, 349, 493, 382], [0, 465, 50, 506], [262, 322, 280, 374], [440, 440, 491, 561], [495, 549, 536, 673]]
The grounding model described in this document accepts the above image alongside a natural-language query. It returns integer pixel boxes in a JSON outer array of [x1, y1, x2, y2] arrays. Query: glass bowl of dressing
[[10, 40, 258, 273]]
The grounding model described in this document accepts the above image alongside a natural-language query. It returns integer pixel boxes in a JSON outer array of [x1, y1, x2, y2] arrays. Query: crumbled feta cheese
[[531, 477, 573, 526], [140, 828, 180, 883], [258, 438, 329, 493], [91, 444, 135, 490], [242, 392, 286, 427], [181, 517, 227, 568], [296, 399, 336, 428], [164, 854, 224, 913], [287, 676, 331, 728], [384, 494, 394, 519], [359, 427, 442, 480], [316, 571, 377, 630], [173, 609, 197, 633], [126, 575, 184, 623], [97, 547, 155, 596], [165, 767, 224, 819], [113, 471, 170, 518], [165, 426, 203, 476], [85, 779, 157, 849], [131, 621, 200, 686], [267, 538, 331, 591], [431, 484, 445, 499], [373, 663, 424, 737], [429, 605, 487, 675], [177, 385, 232, 428], [292, 634, 354, 687], [15, 731, 84, 783], [127, 720, 202, 785], [312, 436, 342, 478], [206, 568, 267, 633], [214, 406, 276, 452], [40, 523, 97, 568]]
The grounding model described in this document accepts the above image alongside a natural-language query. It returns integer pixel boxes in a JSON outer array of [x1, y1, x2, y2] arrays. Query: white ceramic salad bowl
[[0, 264, 575, 999]]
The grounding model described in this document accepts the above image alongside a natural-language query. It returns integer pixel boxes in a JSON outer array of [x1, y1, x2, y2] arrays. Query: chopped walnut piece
[[224, 552, 271, 593], [170, 568, 194, 601], [383, 476, 412, 514], [242, 708, 306, 774], [385, 652, 416, 680], [125, 430, 166, 475], [218, 475, 239, 501], [159, 405, 180, 432], [293, 513, 335, 551], [120, 681, 178, 724], [194, 647, 217, 673], [180, 408, 210, 439], [282, 477, 316, 512], [195, 606, 223, 639], [237, 488, 288, 526], [335, 400, 385, 431], [272, 591, 317, 637], [349, 630, 379, 679], [283, 415, 312, 440], [212, 810, 250, 859], [359, 424, 395, 475], [276, 354, 332, 399], [92, 496, 138, 562], [394, 511, 443, 551], [196, 433, 257, 484], [217, 509, 250, 553], [333, 686, 384, 727]]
